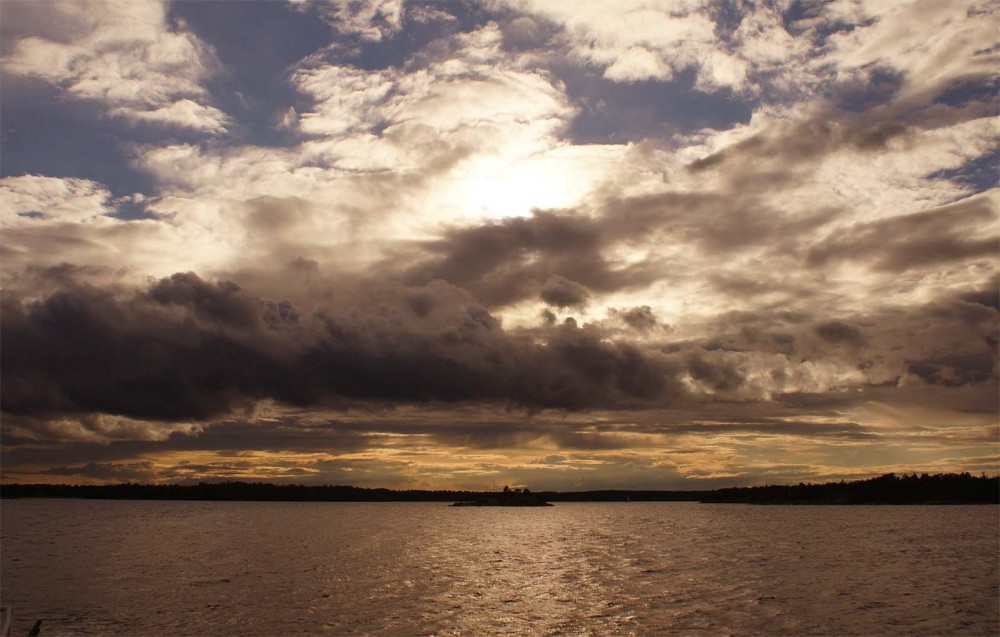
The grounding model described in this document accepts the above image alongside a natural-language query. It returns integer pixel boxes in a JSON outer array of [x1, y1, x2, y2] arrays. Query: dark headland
[[2, 473, 997, 505]]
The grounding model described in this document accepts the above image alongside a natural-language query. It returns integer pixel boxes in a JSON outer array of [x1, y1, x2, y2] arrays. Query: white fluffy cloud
[[818, 0, 998, 96], [503, 0, 741, 87], [125, 23, 635, 271], [3, 0, 229, 132], [498, 0, 997, 106], [0, 174, 243, 281], [0, 175, 112, 226], [328, 0, 404, 41]]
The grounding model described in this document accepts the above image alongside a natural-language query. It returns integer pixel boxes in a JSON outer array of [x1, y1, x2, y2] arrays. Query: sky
[[0, 0, 997, 490]]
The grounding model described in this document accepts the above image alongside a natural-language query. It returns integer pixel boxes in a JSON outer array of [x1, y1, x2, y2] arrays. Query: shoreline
[[2, 473, 997, 505]]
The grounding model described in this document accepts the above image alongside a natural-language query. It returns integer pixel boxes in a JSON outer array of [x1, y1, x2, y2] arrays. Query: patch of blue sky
[[111, 197, 157, 222], [781, 0, 820, 30], [557, 65, 753, 144], [168, 0, 331, 148], [0, 74, 157, 202], [167, 1, 495, 148], [935, 77, 999, 108], [344, 1, 493, 71], [928, 148, 1000, 196], [830, 68, 905, 113], [783, 0, 875, 40]]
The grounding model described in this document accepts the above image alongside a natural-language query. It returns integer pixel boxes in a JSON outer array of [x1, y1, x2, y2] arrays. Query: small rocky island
[[452, 486, 553, 507]]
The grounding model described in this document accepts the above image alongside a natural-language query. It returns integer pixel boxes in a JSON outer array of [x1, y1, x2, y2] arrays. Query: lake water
[[1, 500, 997, 636]]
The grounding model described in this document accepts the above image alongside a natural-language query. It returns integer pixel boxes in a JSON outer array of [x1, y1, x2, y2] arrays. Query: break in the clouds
[[1, 0, 997, 489]]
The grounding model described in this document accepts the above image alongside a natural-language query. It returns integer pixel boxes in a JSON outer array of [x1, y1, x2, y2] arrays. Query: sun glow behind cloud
[[442, 144, 621, 221]]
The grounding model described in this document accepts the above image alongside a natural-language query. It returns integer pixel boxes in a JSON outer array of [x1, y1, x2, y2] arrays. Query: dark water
[[1, 500, 997, 636]]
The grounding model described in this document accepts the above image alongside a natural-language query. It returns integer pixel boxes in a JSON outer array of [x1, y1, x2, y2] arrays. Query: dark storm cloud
[[0, 271, 691, 423], [608, 305, 659, 332], [815, 320, 866, 346], [706, 271, 820, 302], [684, 115, 912, 174], [4, 263, 112, 292], [686, 352, 745, 393], [396, 209, 664, 307], [662, 310, 807, 357], [149, 272, 262, 328], [2, 298, 259, 420], [687, 87, 995, 178], [602, 190, 838, 255], [907, 352, 996, 387], [393, 192, 837, 308], [960, 274, 1000, 310], [806, 195, 998, 272], [655, 285, 997, 406], [539, 275, 590, 308]]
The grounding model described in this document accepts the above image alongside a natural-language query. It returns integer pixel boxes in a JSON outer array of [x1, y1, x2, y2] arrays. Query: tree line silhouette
[[700, 472, 998, 504], [1, 473, 996, 504]]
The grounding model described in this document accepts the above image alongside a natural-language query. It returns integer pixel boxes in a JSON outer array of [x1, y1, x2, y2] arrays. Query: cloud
[[2, 0, 229, 132], [111, 22, 625, 277], [608, 306, 660, 332], [806, 194, 999, 272], [41, 461, 155, 481], [540, 275, 590, 308], [498, 0, 998, 112], [2, 410, 201, 445], [0, 175, 112, 226], [814, 320, 867, 347], [393, 207, 666, 308], [501, 0, 735, 87], [817, 0, 998, 102], [1, 402, 934, 489], [500, 16, 548, 51], [149, 272, 263, 329], [290, 22, 572, 140], [6, 262, 993, 446], [408, 5, 458, 26], [314, 0, 404, 42], [961, 275, 1000, 310], [0, 174, 244, 283], [0, 271, 694, 423]]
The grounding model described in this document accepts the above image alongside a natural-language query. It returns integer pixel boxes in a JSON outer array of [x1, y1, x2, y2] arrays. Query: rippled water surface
[[2, 500, 997, 636]]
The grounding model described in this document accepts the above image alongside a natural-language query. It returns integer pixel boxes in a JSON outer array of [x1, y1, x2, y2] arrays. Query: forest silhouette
[[2, 473, 996, 504]]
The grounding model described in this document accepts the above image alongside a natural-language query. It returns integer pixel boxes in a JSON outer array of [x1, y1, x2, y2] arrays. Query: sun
[[435, 144, 619, 222]]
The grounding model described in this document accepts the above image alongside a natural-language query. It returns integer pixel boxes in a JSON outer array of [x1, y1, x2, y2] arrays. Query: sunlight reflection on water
[[2, 500, 997, 636]]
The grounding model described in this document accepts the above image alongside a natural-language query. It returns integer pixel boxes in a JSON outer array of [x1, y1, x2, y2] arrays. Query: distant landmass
[[452, 486, 553, 506], [2, 473, 997, 504]]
